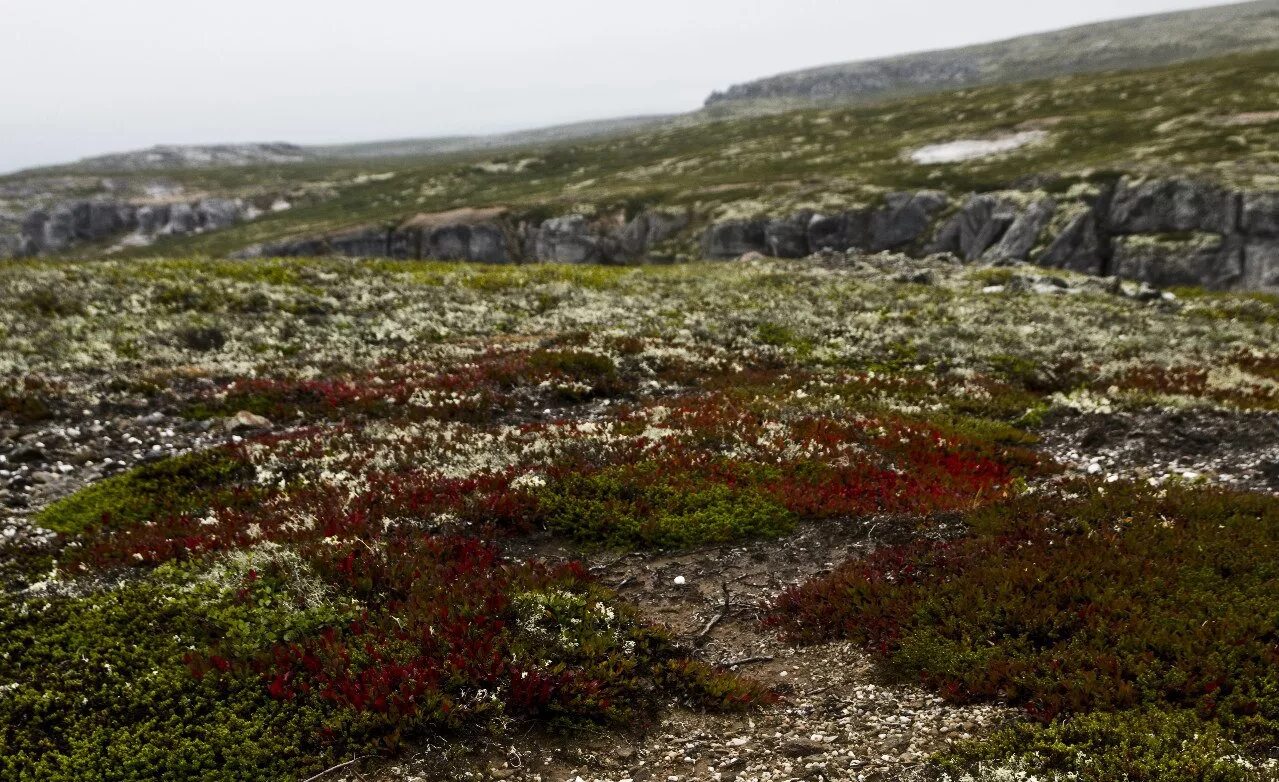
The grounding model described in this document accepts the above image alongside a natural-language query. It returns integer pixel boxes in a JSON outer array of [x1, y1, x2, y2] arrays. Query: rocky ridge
[[228, 177, 1279, 294]]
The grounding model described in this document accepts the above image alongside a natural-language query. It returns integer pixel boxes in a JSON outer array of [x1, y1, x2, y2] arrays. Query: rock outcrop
[[699, 178, 1279, 293], [0, 197, 262, 258], [236, 208, 691, 265]]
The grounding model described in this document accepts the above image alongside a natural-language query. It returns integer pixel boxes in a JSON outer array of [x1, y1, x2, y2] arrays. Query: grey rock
[[869, 190, 947, 251], [929, 194, 1015, 261], [1242, 192, 1279, 237], [467, 224, 511, 264], [619, 210, 689, 258], [135, 204, 171, 235], [1108, 177, 1238, 234], [765, 212, 812, 258], [164, 203, 198, 234], [806, 210, 872, 252], [984, 198, 1056, 262], [177, 326, 227, 352], [195, 198, 242, 231], [1036, 210, 1105, 275], [536, 215, 606, 264], [328, 227, 388, 257], [1111, 233, 1244, 290], [7, 444, 45, 464], [1243, 240, 1279, 293], [702, 219, 768, 259]]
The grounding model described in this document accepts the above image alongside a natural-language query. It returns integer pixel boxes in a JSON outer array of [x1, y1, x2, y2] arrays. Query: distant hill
[[704, 0, 1279, 109], [35, 115, 679, 176]]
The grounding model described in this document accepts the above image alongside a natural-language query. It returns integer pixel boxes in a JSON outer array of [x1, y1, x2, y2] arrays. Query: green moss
[[939, 709, 1274, 782], [539, 463, 796, 548], [34, 449, 254, 534], [0, 564, 350, 782]]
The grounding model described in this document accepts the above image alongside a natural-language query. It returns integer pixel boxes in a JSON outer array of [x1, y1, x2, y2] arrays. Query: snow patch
[[908, 131, 1048, 165]]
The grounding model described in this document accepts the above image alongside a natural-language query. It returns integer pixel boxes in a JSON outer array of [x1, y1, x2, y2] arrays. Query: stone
[[702, 219, 768, 259], [7, 444, 45, 464], [135, 204, 171, 235], [765, 212, 812, 258], [619, 210, 690, 258], [177, 325, 227, 352], [537, 215, 605, 264], [328, 227, 388, 258], [1111, 233, 1244, 290], [426, 225, 473, 260], [1108, 177, 1238, 234], [195, 198, 242, 231], [869, 191, 947, 251], [224, 410, 272, 433], [1035, 209, 1105, 275], [1242, 192, 1279, 237], [164, 203, 198, 234], [1243, 240, 1279, 293], [928, 194, 1016, 260], [984, 198, 1055, 262], [467, 224, 511, 264], [806, 209, 873, 253]]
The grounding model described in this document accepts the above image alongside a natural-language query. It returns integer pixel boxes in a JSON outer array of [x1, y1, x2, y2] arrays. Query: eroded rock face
[[1111, 234, 1244, 290], [765, 212, 813, 258], [1108, 177, 1238, 234], [620, 210, 690, 258], [1, 196, 261, 257], [703, 219, 768, 259], [984, 198, 1056, 263], [1244, 240, 1279, 293], [1242, 192, 1279, 238], [870, 191, 947, 251], [1036, 210, 1105, 275], [536, 215, 609, 264]]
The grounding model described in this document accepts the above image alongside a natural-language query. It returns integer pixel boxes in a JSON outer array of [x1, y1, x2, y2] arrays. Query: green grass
[[34, 450, 254, 534]]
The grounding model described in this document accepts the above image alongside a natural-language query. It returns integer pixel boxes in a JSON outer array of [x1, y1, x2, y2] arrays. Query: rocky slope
[[705, 0, 1279, 108]]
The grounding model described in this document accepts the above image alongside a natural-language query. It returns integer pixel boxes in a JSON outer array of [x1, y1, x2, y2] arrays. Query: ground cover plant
[[4, 255, 1279, 779]]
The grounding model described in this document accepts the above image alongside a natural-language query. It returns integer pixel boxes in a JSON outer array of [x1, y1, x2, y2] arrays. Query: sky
[[0, 0, 1246, 174]]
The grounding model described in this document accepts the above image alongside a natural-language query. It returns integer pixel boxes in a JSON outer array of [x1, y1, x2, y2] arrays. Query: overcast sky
[[0, 0, 1244, 173]]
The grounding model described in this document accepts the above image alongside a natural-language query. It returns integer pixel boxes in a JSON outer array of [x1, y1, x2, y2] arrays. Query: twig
[[723, 655, 774, 667], [697, 581, 732, 640], [614, 575, 633, 590], [300, 756, 373, 782]]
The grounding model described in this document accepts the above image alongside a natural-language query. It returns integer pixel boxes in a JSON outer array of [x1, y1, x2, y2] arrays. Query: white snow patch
[[908, 131, 1048, 165]]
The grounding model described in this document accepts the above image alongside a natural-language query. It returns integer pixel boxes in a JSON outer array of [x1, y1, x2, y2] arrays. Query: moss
[[34, 449, 254, 535], [939, 709, 1274, 782], [538, 463, 796, 548]]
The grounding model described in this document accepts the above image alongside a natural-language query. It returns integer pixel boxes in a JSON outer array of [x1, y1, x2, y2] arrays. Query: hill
[[704, 0, 1279, 109]]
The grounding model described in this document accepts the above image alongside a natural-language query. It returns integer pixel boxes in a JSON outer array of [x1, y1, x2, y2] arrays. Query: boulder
[[1108, 177, 1239, 234], [619, 210, 689, 258], [136, 204, 171, 235], [467, 224, 511, 264], [930, 194, 1018, 261], [1243, 240, 1279, 293], [869, 191, 947, 251], [702, 219, 768, 259], [427, 225, 473, 260], [765, 212, 812, 258], [1242, 192, 1279, 237], [164, 203, 198, 234], [195, 198, 242, 231], [1035, 210, 1105, 275], [1111, 233, 1244, 290], [807, 210, 872, 252], [984, 198, 1056, 262], [536, 215, 606, 264], [328, 227, 389, 257]]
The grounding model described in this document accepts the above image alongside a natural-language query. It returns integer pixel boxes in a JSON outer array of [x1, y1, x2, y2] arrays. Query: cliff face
[[705, 1, 1279, 108], [218, 177, 1279, 295]]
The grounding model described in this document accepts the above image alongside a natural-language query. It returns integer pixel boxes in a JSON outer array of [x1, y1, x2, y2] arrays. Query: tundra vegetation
[[1, 252, 1278, 780]]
